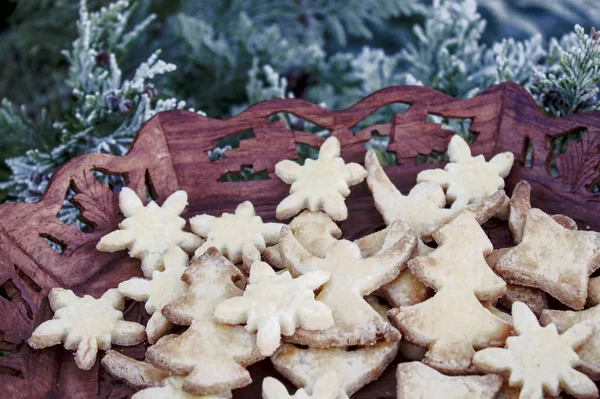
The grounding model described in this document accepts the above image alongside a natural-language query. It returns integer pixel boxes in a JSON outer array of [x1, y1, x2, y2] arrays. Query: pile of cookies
[[27, 134, 600, 399]]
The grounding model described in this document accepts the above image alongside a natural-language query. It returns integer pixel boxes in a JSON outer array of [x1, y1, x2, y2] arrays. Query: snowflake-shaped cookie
[[28, 288, 145, 370], [416, 135, 514, 209], [279, 223, 416, 347], [262, 374, 338, 399], [118, 246, 190, 343], [365, 149, 505, 242], [215, 261, 332, 356], [190, 201, 283, 271], [97, 188, 202, 278], [473, 301, 598, 399], [275, 136, 367, 221]]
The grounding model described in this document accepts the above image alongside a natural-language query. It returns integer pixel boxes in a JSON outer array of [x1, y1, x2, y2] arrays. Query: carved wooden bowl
[[1, 83, 599, 398]]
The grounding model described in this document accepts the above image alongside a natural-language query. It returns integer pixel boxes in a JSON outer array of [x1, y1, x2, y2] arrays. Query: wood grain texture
[[0, 82, 599, 398]]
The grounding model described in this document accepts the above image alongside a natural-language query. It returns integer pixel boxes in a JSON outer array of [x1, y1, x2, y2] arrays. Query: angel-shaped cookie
[[474, 302, 597, 399], [28, 288, 145, 370], [416, 135, 514, 209], [146, 248, 264, 395], [215, 261, 333, 356], [118, 246, 190, 343], [262, 373, 338, 399], [190, 201, 283, 271], [275, 136, 367, 221], [278, 223, 416, 346], [271, 340, 398, 399], [102, 351, 231, 398], [396, 362, 503, 399], [97, 188, 202, 277], [365, 149, 505, 242]]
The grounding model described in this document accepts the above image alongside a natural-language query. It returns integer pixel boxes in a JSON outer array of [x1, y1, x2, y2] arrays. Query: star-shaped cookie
[[275, 136, 367, 221], [262, 374, 338, 399], [97, 188, 202, 277], [279, 223, 417, 346], [146, 248, 264, 395], [190, 201, 283, 271], [396, 362, 503, 399], [271, 340, 398, 399], [473, 302, 598, 399], [28, 288, 145, 370], [101, 351, 230, 398], [215, 261, 333, 356], [264, 211, 341, 269], [541, 305, 600, 379], [416, 135, 514, 209], [365, 149, 505, 242], [118, 246, 190, 343], [495, 208, 600, 310]]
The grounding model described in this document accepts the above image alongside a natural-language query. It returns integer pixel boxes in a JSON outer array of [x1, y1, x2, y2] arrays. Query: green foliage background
[[1, 0, 600, 209]]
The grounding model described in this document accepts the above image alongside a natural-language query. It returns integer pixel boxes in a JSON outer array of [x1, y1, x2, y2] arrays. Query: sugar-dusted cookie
[[271, 340, 398, 399], [215, 261, 333, 356], [508, 180, 578, 244], [396, 361, 503, 399], [355, 222, 433, 308], [416, 135, 514, 209], [264, 211, 341, 269], [589, 277, 600, 306], [279, 223, 417, 347], [541, 305, 600, 379], [190, 201, 284, 271], [97, 188, 202, 278], [485, 248, 548, 317], [28, 288, 145, 370], [102, 351, 231, 398], [474, 302, 597, 399], [365, 149, 505, 242], [118, 246, 190, 343], [275, 136, 367, 221], [409, 211, 506, 301], [146, 248, 263, 395], [495, 208, 600, 310], [262, 373, 338, 399], [389, 288, 512, 374]]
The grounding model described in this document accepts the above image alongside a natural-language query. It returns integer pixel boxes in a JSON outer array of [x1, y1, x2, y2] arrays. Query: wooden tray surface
[[1, 82, 599, 398]]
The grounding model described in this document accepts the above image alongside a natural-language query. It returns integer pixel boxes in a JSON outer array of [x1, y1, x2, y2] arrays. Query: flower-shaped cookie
[[495, 208, 600, 310], [541, 305, 600, 379], [262, 374, 338, 399], [473, 302, 598, 399], [365, 149, 505, 242], [275, 136, 367, 221], [396, 362, 503, 399], [118, 246, 190, 343], [28, 288, 145, 370], [190, 201, 283, 271], [279, 223, 417, 347], [215, 261, 333, 356], [97, 188, 202, 278], [416, 135, 514, 209]]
